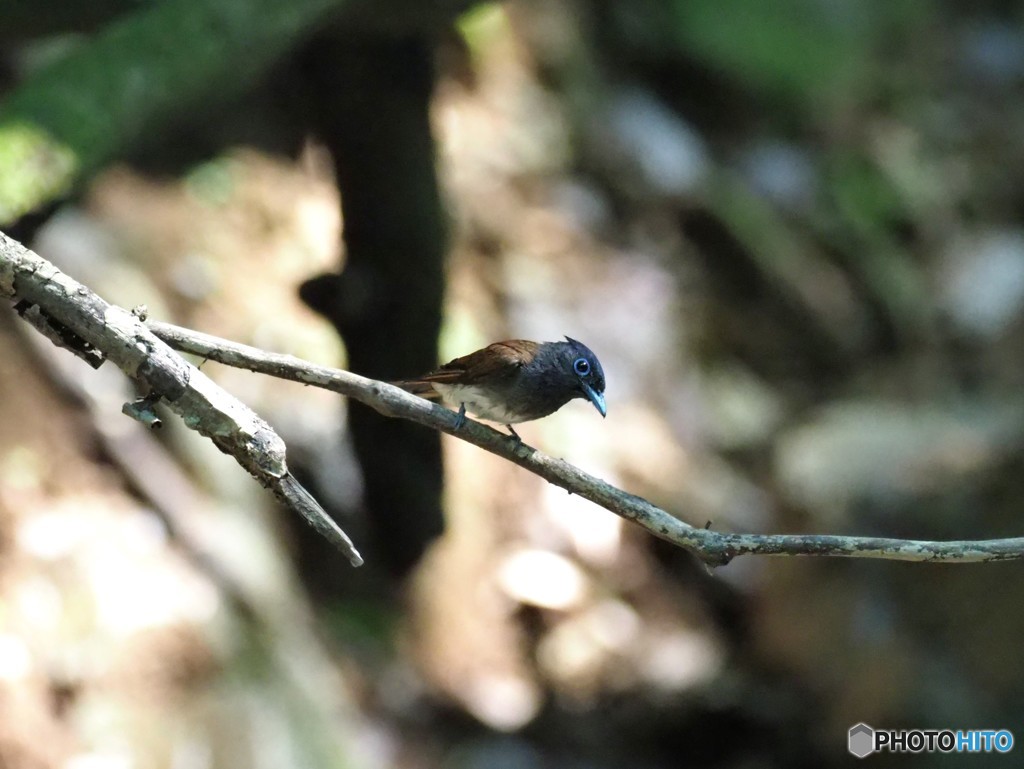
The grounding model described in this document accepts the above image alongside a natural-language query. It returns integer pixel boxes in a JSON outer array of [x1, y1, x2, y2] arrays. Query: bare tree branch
[[5, 225, 1023, 567], [145, 321, 1024, 566], [0, 230, 362, 567]]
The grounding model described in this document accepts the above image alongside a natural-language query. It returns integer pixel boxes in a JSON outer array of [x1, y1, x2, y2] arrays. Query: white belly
[[431, 384, 529, 424]]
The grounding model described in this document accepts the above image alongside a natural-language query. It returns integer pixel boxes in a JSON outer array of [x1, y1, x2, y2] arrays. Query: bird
[[393, 337, 607, 439]]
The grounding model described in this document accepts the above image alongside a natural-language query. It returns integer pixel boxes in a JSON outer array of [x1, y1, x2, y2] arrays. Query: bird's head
[[561, 336, 606, 417]]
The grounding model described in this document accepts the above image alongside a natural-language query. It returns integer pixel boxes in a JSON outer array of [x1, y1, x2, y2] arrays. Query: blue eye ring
[[573, 357, 591, 376]]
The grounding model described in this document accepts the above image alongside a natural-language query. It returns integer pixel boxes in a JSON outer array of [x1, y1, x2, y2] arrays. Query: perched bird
[[394, 337, 607, 439]]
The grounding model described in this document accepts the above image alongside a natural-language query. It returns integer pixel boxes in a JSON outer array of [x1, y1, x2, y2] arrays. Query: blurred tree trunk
[[299, 34, 447, 578]]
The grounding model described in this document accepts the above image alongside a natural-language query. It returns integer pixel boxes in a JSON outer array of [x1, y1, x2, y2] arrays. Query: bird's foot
[[505, 424, 522, 443], [454, 403, 467, 430]]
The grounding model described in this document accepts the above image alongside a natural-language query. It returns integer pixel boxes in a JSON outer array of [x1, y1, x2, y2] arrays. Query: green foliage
[[457, 2, 510, 61], [0, 121, 77, 222], [827, 151, 906, 230], [670, 0, 932, 106], [0, 0, 351, 225]]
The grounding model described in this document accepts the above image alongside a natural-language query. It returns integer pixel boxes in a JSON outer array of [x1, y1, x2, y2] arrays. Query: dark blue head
[[563, 336, 606, 417]]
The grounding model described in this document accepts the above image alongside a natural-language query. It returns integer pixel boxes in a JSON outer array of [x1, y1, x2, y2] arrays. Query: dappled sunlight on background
[[4, 0, 1024, 766]]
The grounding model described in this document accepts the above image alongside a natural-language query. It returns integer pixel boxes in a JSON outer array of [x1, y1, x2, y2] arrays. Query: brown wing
[[419, 340, 540, 385]]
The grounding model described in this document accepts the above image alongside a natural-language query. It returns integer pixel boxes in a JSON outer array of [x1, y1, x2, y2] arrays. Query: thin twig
[[146, 320, 1024, 566], [0, 230, 362, 567]]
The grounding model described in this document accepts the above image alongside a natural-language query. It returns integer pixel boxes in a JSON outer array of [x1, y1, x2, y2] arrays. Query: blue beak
[[580, 382, 607, 418]]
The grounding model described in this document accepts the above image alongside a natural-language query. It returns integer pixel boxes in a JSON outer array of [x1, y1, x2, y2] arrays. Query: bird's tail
[[388, 379, 442, 399]]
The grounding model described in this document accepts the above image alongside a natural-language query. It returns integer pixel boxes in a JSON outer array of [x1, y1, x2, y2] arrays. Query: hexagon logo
[[848, 723, 875, 758]]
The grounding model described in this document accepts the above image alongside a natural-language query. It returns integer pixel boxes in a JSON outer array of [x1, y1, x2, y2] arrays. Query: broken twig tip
[[122, 395, 163, 429]]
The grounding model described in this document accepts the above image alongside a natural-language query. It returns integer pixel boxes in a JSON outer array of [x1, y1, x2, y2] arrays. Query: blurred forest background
[[2, 0, 1024, 766]]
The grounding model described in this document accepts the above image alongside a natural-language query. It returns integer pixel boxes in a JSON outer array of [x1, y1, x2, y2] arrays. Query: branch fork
[[1, 230, 362, 567]]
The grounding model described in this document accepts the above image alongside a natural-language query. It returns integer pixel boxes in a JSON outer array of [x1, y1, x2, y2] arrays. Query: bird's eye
[[573, 357, 591, 376]]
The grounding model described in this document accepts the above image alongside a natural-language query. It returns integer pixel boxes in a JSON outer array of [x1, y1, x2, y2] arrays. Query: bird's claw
[[454, 403, 467, 430]]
